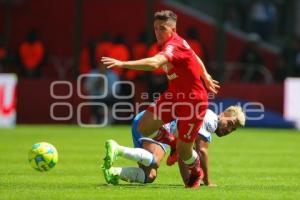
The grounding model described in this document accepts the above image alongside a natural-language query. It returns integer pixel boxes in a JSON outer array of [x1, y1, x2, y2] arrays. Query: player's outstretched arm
[[195, 55, 220, 94], [195, 137, 217, 187], [101, 54, 168, 71]]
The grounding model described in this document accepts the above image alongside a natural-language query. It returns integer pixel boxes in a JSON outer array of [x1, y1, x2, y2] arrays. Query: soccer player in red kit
[[101, 10, 219, 188]]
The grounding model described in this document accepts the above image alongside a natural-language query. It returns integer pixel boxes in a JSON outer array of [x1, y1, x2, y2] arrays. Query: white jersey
[[164, 109, 218, 143], [198, 109, 218, 142]]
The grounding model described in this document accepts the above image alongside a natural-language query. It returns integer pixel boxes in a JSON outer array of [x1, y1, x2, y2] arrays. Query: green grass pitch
[[0, 126, 300, 199]]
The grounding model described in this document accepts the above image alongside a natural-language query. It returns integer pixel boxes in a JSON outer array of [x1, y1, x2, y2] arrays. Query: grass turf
[[0, 126, 300, 199]]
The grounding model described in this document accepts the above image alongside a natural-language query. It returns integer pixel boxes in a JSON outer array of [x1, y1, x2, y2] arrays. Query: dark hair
[[154, 10, 177, 22]]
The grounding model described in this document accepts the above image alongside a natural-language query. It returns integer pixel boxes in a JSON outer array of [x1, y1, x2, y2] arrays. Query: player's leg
[[142, 140, 166, 167], [177, 136, 208, 187], [138, 166, 158, 183], [166, 147, 179, 166], [103, 139, 155, 168], [178, 158, 190, 185], [137, 110, 164, 137], [102, 166, 145, 185], [153, 126, 177, 150], [110, 164, 160, 185], [103, 111, 155, 168], [153, 126, 178, 166], [102, 111, 166, 185], [176, 139, 196, 161], [176, 112, 206, 187], [140, 140, 166, 183], [112, 110, 166, 168], [138, 97, 176, 166], [137, 92, 174, 137], [177, 138, 203, 188], [102, 141, 151, 185], [103, 141, 166, 185]]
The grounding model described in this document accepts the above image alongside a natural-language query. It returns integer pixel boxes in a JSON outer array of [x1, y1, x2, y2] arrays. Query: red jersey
[[159, 33, 207, 98]]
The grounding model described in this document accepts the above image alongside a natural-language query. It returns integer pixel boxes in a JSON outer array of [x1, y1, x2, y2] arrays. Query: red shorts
[[147, 91, 208, 143]]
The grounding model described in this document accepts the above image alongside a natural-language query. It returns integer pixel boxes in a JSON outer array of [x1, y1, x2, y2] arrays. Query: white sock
[[113, 167, 145, 183], [183, 150, 198, 165], [118, 146, 154, 167]]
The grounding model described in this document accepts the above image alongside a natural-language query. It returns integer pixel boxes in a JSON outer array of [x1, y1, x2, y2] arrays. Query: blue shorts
[[131, 111, 168, 152]]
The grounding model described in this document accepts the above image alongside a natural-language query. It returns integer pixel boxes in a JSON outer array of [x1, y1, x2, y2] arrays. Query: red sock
[[188, 156, 201, 175], [153, 127, 177, 150]]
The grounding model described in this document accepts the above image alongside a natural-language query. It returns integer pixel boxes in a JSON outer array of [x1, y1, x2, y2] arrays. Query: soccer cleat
[[103, 140, 120, 169], [185, 168, 204, 188], [185, 158, 204, 189], [101, 165, 119, 185], [166, 148, 178, 166]]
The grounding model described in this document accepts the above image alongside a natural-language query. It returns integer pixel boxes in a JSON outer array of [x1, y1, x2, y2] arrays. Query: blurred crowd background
[[0, 0, 299, 127]]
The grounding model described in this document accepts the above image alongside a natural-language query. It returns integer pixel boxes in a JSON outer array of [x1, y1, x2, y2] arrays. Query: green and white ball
[[28, 142, 58, 172]]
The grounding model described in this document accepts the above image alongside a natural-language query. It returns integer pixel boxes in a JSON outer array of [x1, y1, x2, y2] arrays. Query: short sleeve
[[199, 125, 212, 143], [159, 44, 180, 64]]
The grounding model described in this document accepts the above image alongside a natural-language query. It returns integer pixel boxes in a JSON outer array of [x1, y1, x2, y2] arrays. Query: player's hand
[[202, 73, 220, 94], [201, 181, 218, 187], [101, 57, 124, 68], [206, 183, 218, 187]]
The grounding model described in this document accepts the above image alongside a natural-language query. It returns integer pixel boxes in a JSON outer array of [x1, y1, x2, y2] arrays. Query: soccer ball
[[28, 142, 58, 172]]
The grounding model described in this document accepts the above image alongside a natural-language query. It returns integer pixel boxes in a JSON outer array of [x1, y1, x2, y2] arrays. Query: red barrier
[[17, 79, 84, 124], [1, 0, 278, 69], [17, 79, 283, 124], [217, 83, 283, 113]]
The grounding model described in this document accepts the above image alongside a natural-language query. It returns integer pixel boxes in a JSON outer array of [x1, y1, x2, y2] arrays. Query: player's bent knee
[[137, 111, 163, 136], [144, 169, 157, 183], [137, 122, 148, 135], [137, 120, 158, 137]]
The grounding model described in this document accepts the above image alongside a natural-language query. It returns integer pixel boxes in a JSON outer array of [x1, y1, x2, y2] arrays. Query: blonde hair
[[224, 106, 246, 127]]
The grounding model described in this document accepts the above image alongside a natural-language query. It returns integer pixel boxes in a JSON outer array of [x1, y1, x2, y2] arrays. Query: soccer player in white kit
[[102, 106, 245, 186], [176, 106, 245, 186]]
